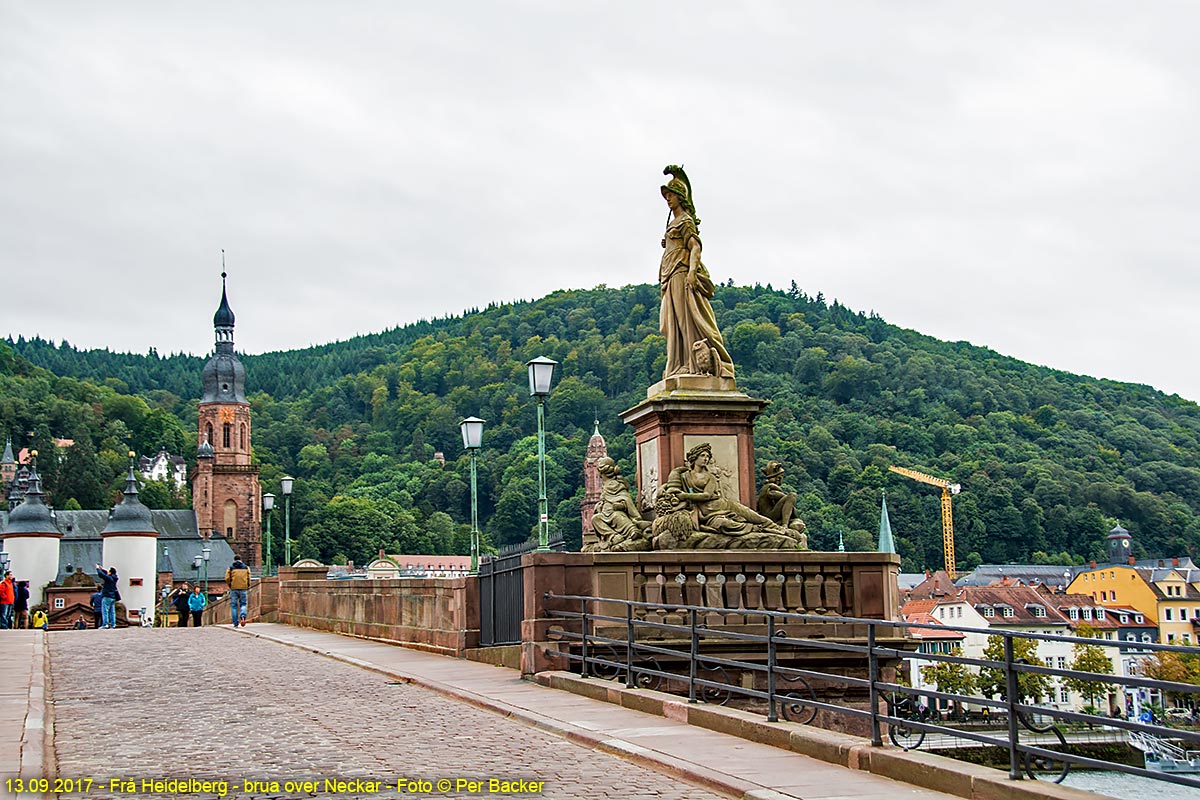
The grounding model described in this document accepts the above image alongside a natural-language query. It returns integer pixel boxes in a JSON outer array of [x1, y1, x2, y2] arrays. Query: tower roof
[[6, 460, 60, 534], [213, 271, 235, 328], [201, 271, 247, 403], [101, 457, 155, 535], [878, 488, 896, 554], [1, 436, 13, 465]]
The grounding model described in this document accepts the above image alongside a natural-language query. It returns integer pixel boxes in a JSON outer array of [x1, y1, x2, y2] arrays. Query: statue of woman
[[662, 443, 789, 536], [588, 457, 652, 552], [659, 165, 735, 380]]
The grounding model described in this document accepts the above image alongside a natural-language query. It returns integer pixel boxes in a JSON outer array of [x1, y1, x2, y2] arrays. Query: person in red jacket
[[0, 573, 15, 629]]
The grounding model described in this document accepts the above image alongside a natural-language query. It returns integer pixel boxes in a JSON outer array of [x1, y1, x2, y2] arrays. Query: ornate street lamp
[[526, 356, 557, 551], [459, 417, 485, 572], [263, 493, 276, 577], [281, 476, 294, 567]]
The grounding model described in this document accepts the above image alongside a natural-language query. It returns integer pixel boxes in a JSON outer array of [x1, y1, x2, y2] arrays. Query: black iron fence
[[478, 534, 564, 646], [543, 592, 1200, 790]]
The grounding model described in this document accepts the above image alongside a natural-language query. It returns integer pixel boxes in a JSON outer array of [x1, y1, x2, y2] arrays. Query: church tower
[[192, 273, 262, 568]]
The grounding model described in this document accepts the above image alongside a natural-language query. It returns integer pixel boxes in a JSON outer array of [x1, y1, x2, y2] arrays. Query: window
[[1001, 606, 1014, 618], [1069, 608, 1079, 620], [240, 423, 246, 450], [1106, 632, 1114, 640], [1096, 608, 1105, 620], [1182, 608, 1189, 621], [1057, 656, 1067, 669], [1166, 609, 1174, 621], [1120, 615, 1129, 624], [1168, 634, 1176, 643], [1060, 689, 1069, 703], [1136, 615, 1144, 624], [1185, 634, 1192, 644], [1126, 634, 1135, 642], [982, 607, 994, 618], [54, 598, 65, 609], [1110, 571, 1116, 579], [129, 578, 143, 587], [1141, 633, 1152, 643], [223, 423, 231, 448], [1082, 608, 1092, 620]]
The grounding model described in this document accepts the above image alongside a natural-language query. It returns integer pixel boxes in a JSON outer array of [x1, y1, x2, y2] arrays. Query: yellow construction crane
[[888, 466, 962, 580]]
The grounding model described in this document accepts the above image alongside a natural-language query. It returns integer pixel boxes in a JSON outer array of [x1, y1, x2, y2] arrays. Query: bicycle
[[885, 693, 928, 751]]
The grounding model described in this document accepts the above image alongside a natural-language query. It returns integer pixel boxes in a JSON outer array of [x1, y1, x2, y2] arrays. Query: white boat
[[1129, 730, 1200, 774]]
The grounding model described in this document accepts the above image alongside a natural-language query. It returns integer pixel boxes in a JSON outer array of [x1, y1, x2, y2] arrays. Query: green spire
[[878, 488, 896, 554], [837, 531, 845, 552]]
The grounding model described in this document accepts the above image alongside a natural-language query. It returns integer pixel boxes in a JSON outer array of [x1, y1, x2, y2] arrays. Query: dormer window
[[1069, 608, 1079, 620], [1001, 606, 1014, 618], [1120, 615, 1129, 624], [981, 606, 995, 618], [1082, 608, 1092, 620], [1096, 608, 1105, 620], [1136, 615, 1144, 624]]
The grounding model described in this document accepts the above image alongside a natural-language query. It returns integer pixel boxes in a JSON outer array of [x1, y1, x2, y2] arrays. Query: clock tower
[[192, 273, 262, 568]]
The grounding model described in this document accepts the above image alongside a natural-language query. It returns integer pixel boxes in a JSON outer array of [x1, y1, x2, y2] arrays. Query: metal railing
[[543, 592, 1200, 790]]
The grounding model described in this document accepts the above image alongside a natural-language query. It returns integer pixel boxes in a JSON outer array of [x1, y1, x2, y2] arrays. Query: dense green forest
[[5, 282, 1200, 570]]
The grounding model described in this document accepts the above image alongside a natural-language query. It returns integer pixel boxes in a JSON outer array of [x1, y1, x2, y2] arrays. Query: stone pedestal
[[620, 377, 768, 510]]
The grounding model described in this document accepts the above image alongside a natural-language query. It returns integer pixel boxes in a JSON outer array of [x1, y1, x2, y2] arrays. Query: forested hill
[[5, 282, 1200, 570]]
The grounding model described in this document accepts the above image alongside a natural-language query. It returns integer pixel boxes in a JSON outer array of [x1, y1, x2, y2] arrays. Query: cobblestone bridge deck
[[0, 626, 1093, 800]]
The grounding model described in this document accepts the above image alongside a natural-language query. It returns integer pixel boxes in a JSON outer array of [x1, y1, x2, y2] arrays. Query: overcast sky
[[3, 3, 1198, 403]]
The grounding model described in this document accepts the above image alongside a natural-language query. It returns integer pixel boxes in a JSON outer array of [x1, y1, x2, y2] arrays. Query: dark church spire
[[200, 264, 247, 403]]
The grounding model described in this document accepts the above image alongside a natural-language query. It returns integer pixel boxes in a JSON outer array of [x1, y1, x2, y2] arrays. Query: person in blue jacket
[[94, 564, 119, 629], [187, 585, 208, 627]]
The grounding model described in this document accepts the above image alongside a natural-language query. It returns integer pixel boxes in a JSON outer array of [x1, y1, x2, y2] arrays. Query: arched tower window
[[240, 423, 246, 450], [223, 499, 237, 540], [205, 423, 213, 447], [223, 423, 231, 449]]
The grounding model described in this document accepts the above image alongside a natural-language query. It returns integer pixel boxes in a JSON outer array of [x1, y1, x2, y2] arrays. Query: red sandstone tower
[[191, 273, 262, 568]]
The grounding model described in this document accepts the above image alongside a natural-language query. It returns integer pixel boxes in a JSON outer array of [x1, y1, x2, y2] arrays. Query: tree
[[919, 645, 977, 699], [1062, 625, 1115, 710], [977, 635, 1053, 704], [1141, 650, 1200, 705]]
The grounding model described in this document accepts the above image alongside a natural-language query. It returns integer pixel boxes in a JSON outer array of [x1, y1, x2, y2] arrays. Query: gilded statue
[[757, 461, 808, 549], [585, 457, 652, 552], [659, 165, 735, 380]]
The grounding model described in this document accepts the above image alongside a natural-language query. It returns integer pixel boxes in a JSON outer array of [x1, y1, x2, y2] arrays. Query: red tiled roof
[[903, 612, 964, 640]]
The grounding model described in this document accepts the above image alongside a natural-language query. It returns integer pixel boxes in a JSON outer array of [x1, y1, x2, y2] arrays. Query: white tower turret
[[100, 453, 159, 625], [1, 453, 62, 607]]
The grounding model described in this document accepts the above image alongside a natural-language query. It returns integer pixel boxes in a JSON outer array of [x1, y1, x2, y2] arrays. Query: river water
[[1060, 771, 1200, 799]]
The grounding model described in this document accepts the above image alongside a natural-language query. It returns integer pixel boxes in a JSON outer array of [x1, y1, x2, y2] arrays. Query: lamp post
[[262, 493, 276, 577], [526, 356, 557, 551], [281, 476, 294, 567], [459, 417, 485, 572], [200, 545, 211, 593]]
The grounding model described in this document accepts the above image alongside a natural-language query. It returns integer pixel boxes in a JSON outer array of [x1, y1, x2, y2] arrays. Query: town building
[[139, 448, 189, 485]]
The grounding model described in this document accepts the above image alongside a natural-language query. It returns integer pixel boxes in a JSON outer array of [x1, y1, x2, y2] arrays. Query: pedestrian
[[95, 564, 119, 629], [188, 585, 207, 627], [171, 583, 191, 627], [0, 572, 15, 629], [225, 555, 250, 627], [31, 609, 47, 630], [14, 580, 30, 629], [90, 590, 103, 629]]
